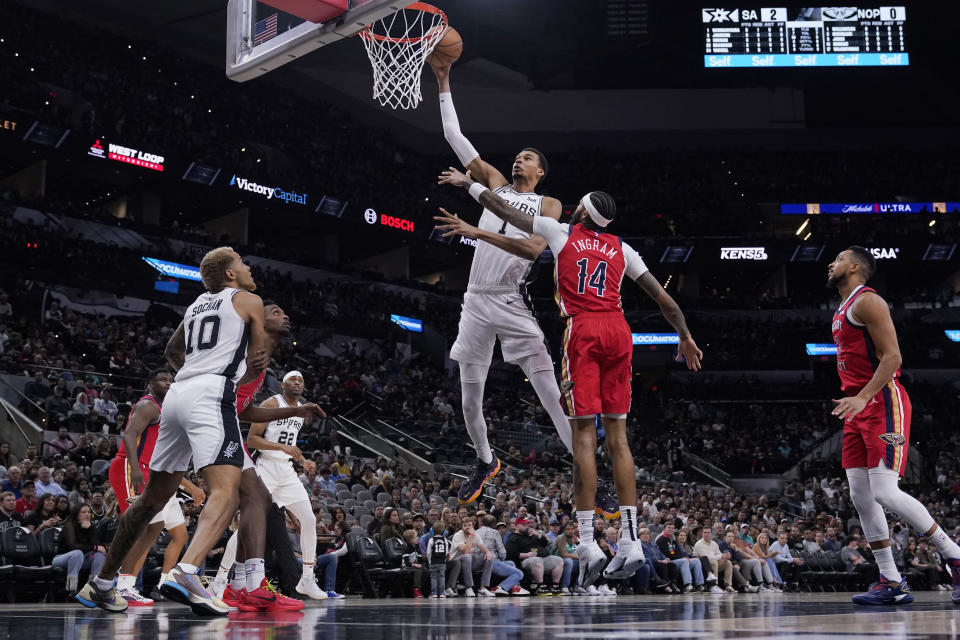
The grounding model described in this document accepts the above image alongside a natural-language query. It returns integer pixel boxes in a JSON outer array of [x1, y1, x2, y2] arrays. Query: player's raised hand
[[246, 347, 269, 373], [189, 485, 206, 506], [438, 167, 473, 189], [433, 207, 480, 239], [831, 396, 867, 421], [676, 336, 703, 371], [296, 402, 326, 419]]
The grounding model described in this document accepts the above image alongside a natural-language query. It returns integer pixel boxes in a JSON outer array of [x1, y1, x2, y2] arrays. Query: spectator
[[0, 292, 11, 318], [840, 535, 878, 586], [35, 466, 67, 497], [314, 520, 348, 599], [24, 493, 62, 533], [448, 517, 494, 597], [49, 427, 76, 455], [0, 442, 17, 468], [92, 389, 118, 424], [399, 528, 427, 598], [24, 371, 50, 404], [822, 526, 843, 552], [914, 539, 948, 591], [55, 503, 107, 593], [45, 386, 71, 424], [317, 467, 337, 493], [639, 527, 681, 593], [551, 520, 580, 595], [366, 505, 384, 537], [0, 491, 22, 532], [903, 538, 940, 590], [656, 522, 705, 592], [88, 491, 107, 524], [694, 527, 733, 593], [505, 518, 563, 596], [734, 529, 778, 590], [70, 392, 90, 427], [379, 507, 404, 544], [69, 478, 91, 509], [55, 494, 71, 520], [14, 480, 37, 515], [476, 514, 527, 596], [720, 530, 760, 592], [425, 520, 450, 598], [2, 466, 23, 498]]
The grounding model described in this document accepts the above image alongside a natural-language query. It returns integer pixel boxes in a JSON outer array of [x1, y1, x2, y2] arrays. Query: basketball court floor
[[10, 593, 958, 639]]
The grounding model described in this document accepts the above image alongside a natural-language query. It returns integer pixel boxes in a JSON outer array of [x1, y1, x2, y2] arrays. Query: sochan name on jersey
[[720, 247, 768, 260], [229, 174, 307, 205]]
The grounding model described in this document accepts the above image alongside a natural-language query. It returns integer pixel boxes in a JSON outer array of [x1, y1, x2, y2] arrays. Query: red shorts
[[108, 455, 149, 514], [560, 312, 633, 417], [841, 379, 911, 476]]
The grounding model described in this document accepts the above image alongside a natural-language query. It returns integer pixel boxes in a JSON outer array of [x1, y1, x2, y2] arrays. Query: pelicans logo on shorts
[[878, 433, 906, 447]]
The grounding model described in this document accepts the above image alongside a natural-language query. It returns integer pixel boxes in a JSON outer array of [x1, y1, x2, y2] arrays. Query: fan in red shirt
[[437, 170, 702, 588], [827, 246, 960, 605]]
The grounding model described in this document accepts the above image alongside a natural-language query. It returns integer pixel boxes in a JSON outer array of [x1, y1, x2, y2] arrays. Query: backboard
[[226, 0, 407, 82]]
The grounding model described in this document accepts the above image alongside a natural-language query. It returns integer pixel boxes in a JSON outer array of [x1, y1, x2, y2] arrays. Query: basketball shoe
[[603, 544, 645, 579], [75, 577, 129, 612], [948, 558, 960, 605], [238, 579, 305, 612], [577, 543, 607, 588], [220, 585, 242, 608], [160, 566, 230, 616], [118, 587, 154, 607], [594, 483, 620, 520], [458, 457, 501, 505], [851, 576, 914, 605]]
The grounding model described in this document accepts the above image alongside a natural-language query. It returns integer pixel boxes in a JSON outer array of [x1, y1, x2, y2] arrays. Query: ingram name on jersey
[[260, 394, 303, 460], [176, 287, 250, 384], [468, 186, 542, 289]]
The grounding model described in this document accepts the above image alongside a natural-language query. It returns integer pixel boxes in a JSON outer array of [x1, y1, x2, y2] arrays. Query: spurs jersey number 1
[[175, 287, 250, 384], [469, 186, 542, 288], [260, 394, 303, 460]]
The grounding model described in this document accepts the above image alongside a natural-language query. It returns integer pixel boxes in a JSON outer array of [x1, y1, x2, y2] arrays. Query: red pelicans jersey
[[831, 285, 901, 395], [554, 224, 628, 316], [116, 394, 162, 464], [236, 370, 266, 414]]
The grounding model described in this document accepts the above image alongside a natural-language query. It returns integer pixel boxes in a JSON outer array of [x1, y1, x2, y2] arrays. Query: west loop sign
[[88, 139, 165, 172]]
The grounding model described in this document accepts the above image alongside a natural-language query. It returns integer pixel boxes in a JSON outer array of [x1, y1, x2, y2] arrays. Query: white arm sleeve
[[622, 242, 649, 280], [531, 217, 570, 256], [439, 92, 480, 167]]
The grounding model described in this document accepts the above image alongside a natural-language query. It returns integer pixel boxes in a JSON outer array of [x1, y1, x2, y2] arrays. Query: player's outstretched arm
[[635, 271, 703, 371], [831, 293, 902, 420], [239, 401, 325, 424], [245, 396, 306, 463], [428, 59, 508, 190], [164, 322, 186, 372]]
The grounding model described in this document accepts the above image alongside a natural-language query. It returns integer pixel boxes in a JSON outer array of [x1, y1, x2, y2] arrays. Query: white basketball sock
[[460, 363, 492, 464], [577, 510, 596, 547], [616, 506, 639, 556], [927, 525, 960, 561], [230, 562, 246, 590], [245, 558, 266, 591], [871, 546, 902, 583]]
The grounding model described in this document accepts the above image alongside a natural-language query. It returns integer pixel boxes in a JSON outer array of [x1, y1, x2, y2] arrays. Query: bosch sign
[[229, 174, 308, 205], [720, 247, 768, 260], [365, 208, 414, 233]]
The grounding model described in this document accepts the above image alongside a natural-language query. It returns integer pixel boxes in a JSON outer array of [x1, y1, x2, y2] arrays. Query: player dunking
[[105, 368, 205, 606], [77, 247, 268, 615], [438, 173, 702, 586], [827, 247, 960, 605], [428, 59, 621, 514]]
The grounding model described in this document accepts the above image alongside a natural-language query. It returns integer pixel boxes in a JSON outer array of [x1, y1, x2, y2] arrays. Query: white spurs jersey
[[260, 394, 303, 461], [468, 185, 543, 289], [175, 287, 249, 385]]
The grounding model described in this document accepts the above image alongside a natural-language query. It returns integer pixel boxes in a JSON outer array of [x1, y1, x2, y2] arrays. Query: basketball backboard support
[[226, 0, 406, 82]]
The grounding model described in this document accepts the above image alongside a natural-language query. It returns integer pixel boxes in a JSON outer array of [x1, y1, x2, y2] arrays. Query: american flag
[[253, 13, 278, 46]]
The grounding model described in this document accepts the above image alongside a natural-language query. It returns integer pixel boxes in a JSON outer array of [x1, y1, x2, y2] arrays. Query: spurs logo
[[223, 441, 240, 458], [878, 433, 905, 447]]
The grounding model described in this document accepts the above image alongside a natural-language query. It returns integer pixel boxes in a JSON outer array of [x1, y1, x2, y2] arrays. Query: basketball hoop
[[359, 2, 448, 110]]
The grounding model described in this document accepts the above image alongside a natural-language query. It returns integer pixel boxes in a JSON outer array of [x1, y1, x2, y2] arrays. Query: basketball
[[427, 26, 462, 65]]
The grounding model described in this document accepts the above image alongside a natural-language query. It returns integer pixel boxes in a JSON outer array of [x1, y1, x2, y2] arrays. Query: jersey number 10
[[576, 258, 608, 297], [185, 316, 221, 355]]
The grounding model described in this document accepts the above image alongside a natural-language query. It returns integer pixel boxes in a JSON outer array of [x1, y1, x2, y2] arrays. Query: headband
[[582, 193, 612, 228], [282, 370, 304, 383]]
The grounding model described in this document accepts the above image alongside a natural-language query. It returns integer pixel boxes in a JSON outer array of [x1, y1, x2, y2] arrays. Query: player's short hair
[[147, 368, 170, 382], [199, 246, 237, 291], [586, 191, 617, 224], [261, 299, 277, 308], [846, 245, 876, 280], [522, 147, 549, 182]]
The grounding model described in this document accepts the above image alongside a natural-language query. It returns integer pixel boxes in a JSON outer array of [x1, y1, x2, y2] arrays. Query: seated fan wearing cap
[[437, 168, 704, 588]]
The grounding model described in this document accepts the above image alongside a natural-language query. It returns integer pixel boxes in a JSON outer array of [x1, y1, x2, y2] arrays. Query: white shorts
[[149, 494, 185, 529], [255, 456, 309, 507], [450, 290, 548, 366], [151, 374, 247, 473]]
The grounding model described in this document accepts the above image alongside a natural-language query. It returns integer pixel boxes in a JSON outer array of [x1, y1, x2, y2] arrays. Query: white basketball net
[[359, 4, 447, 110]]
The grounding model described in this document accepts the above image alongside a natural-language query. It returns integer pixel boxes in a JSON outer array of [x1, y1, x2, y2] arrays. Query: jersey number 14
[[576, 258, 608, 297]]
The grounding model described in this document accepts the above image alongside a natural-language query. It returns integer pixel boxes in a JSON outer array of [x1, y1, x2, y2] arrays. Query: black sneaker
[[594, 482, 620, 520], [458, 457, 501, 505], [551, 585, 563, 596]]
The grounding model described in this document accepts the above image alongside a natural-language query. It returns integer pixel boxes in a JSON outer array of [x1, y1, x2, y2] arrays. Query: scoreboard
[[703, 6, 909, 67]]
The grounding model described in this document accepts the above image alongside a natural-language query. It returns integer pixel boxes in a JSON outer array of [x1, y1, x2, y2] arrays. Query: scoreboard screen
[[703, 6, 909, 67]]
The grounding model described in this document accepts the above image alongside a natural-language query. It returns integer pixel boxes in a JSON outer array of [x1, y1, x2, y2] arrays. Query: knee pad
[[517, 350, 555, 377]]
